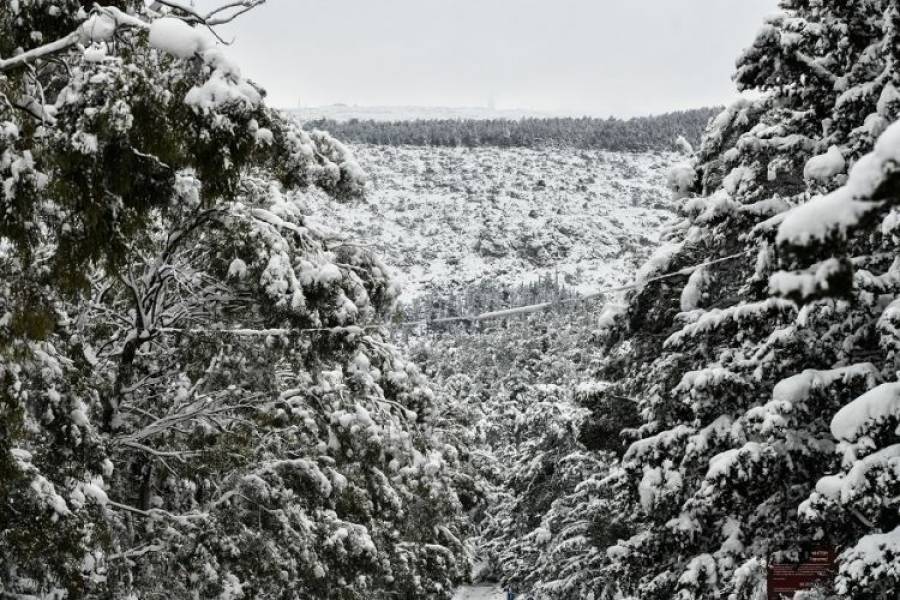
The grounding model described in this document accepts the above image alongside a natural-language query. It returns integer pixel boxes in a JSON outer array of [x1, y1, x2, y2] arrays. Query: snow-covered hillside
[[452, 585, 506, 600], [301, 145, 680, 303]]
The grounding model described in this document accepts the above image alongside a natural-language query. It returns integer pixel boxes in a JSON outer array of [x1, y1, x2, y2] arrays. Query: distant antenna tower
[[487, 96, 497, 111], [297, 96, 303, 109]]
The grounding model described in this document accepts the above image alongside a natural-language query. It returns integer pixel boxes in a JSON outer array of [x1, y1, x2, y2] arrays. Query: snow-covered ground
[[452, 585, 507, 600], [300, 144, 679, 303]]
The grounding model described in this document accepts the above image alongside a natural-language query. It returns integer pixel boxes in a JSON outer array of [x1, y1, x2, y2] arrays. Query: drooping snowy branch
[[0, 7, 148, 73]]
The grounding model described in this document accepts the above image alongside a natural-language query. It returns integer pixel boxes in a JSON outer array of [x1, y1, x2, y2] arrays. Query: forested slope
[[302, 109, 719, 152], [301, 144, 676, 302]]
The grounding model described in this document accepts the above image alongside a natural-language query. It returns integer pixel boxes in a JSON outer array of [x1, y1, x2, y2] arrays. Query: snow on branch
[[777, 119, 900, 247], [0, 6, 149, 73], [107, 499, 208, 523], [0, 2, 265, 74], [152, 0, 267, 26], [794, 51, 839, 85], [836, 525, 900, 594], [830, 382, 900, 442], [0, 31, 80, 73]]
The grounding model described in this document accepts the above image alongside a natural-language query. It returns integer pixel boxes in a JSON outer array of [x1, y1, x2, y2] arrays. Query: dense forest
[[301, 109, 720, 152]]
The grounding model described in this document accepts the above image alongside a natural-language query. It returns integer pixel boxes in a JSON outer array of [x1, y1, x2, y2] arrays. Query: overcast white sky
[[197, 0, 780, 117]]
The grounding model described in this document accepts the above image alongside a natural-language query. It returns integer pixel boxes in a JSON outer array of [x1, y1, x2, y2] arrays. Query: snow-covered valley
[[301, 144, 683, 597], [301, 144, 680, 304], [452, 585, 507, 600]]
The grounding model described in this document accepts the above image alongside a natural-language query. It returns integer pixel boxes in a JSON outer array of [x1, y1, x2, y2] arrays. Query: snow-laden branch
[[794, 51, 839, 85], [107, 499, 208, 522], [153, 0, 268, 26], [0, 6, 147, 73], [11, 96, 56, 124], [0, 31, 80, 73], [0, 1, 265, 74], [119, 400, 260, 444]]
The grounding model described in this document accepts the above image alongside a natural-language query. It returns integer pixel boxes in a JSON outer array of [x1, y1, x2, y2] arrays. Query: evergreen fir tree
[[585, 1, 900, 598]]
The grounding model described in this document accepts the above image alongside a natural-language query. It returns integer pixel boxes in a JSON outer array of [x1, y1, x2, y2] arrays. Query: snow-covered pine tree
[[586, 1, 900, 598], [1, 3, 467, 598]]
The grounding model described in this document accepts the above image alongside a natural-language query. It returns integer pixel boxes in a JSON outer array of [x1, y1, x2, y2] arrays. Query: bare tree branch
[[153, 0, 267, 26], [107, 499, 207, 521], [120, 440, 203, 459]]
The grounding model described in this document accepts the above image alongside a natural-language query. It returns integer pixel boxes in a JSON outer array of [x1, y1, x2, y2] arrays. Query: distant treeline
[[302, 107, 720, 151]]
